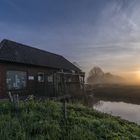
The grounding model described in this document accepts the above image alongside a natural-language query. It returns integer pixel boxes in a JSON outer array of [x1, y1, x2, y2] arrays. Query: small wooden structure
[[0, 39, 85, 98]]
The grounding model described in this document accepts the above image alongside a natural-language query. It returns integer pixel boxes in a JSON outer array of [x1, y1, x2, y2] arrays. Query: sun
[[135, 70, 140, 80]]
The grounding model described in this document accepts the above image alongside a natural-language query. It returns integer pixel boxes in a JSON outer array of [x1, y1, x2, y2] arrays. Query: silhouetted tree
[[87, 66, 124, 85], [87, 67, 104, 84]]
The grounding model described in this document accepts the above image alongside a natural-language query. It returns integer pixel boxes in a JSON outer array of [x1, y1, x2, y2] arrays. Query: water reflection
[[93, 100, 140, 124], [70, 94, 140, 124]]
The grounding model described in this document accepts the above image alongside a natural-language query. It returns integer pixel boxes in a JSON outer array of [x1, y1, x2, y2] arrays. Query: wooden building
[[0, 39, 85, 98]]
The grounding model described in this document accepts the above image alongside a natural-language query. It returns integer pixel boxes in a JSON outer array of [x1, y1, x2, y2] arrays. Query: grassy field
[[0, 100, 140, 140]]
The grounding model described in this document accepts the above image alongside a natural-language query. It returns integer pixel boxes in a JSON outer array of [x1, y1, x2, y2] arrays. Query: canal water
[[93, 100, 140, 124]]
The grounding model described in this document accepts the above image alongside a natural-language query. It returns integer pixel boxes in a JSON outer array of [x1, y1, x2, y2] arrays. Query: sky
[[1, 0, 140, 82]]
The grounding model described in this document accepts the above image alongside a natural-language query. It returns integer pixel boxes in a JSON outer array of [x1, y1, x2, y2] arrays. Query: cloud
[[91, 0, 140, 45], [0, 0, 140, 78]]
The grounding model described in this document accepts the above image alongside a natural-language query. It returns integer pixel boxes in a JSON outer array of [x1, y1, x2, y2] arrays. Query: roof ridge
[[0, 39, 7, 49], [0, 39, 63, 57], [0, 39, 81, 72]]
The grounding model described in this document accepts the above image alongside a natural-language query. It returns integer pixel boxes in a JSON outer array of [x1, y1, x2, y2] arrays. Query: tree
[[87, 67, 104, 84], [87, 67, 124, 85]]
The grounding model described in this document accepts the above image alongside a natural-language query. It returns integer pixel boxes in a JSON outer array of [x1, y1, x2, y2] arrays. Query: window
[[48, 74, 53, 82], [6, 71, 27, 90], [28, 76, 34, 80], [38, 72, 44, 82], [79, 76, 84, 83], [66, 76, 72, 82]]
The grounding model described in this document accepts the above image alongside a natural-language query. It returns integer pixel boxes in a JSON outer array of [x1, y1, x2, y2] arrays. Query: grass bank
[[0, 100, 140, 140]]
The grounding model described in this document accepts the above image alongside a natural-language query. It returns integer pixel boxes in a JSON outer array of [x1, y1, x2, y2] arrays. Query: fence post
[[8, 91, 13, 102], [62, 100, 67, 140], [8, 92, 19, 115], [63, 100, 67, 120], [13, 94, 19, 115]]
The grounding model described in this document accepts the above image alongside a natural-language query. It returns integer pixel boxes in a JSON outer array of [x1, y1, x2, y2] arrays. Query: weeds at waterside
[[0, 100, 139, 140]]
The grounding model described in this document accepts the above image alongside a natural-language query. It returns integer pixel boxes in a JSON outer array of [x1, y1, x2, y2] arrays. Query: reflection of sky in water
[[93, 101, 140, 124]]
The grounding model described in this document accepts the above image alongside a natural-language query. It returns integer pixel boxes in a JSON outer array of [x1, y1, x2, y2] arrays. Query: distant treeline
[[87, 85, 140, 104], [87, 67, 124, 85]]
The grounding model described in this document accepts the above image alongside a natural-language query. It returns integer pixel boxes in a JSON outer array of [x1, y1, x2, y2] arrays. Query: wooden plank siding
[[0, 63, 6, 98], [0, 39, 85, 99], [0, 62, 85, 98]]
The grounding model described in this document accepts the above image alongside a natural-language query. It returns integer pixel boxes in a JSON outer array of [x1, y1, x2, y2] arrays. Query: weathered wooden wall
[[0, 62, 84, 98]]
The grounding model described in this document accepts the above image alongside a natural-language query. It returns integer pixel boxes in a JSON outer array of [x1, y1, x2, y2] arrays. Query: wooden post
[[13, 94, 19, 115], [8, 91, 13, 102], [63, 100, 67, 120], [8, 92, 19, 115]]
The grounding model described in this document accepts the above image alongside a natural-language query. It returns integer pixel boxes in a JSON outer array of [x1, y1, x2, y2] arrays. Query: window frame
[[47, 74, 53, 83], [37, 72, 45, 82], [6, 70, 27, 90]]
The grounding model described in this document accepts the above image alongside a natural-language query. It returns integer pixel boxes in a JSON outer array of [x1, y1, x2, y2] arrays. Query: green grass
[[0, 100, 140, 140]]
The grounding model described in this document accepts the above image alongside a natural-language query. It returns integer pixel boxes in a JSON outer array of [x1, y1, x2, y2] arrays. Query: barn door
[[35, 72, 45, 96], [44, 73, 54, 97]]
